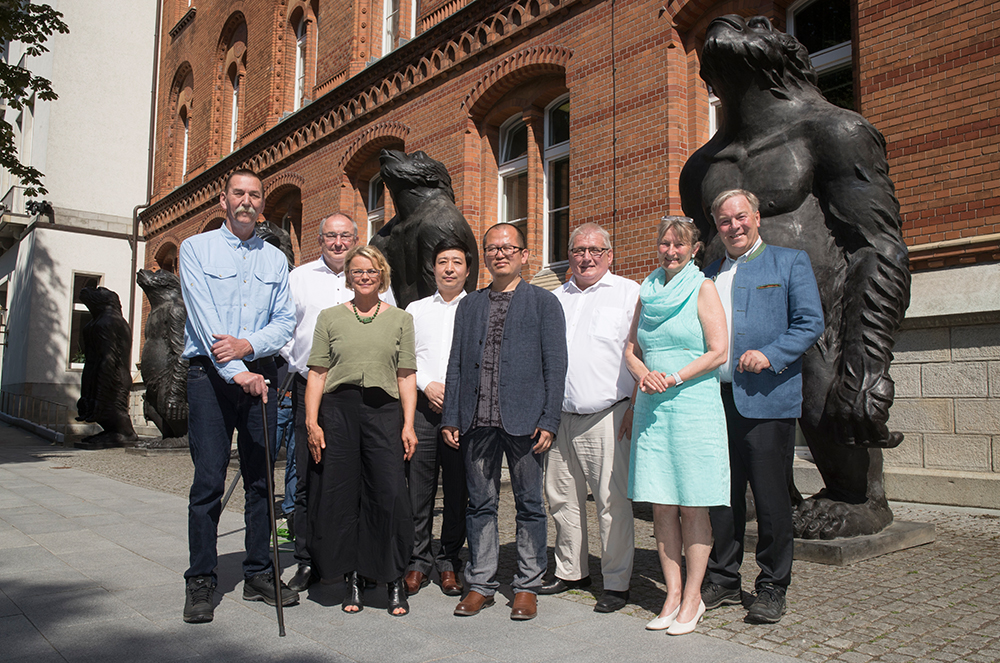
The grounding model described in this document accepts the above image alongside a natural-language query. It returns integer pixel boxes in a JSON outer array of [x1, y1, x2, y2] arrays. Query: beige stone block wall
[[887, 320, 1000, 478]]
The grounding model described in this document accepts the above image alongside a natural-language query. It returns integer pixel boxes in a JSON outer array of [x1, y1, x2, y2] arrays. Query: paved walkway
[[1, 422, 998, 662]]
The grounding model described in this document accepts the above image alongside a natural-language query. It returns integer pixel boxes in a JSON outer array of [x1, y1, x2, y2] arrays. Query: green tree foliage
[[0, 2, 69, 197]]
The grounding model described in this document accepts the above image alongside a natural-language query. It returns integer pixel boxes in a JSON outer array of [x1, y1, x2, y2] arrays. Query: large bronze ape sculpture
[[135, 269, 189, 448], [371, 149, 479, 309], [76, 286, 138, 447], [679, 15, 910, 538]]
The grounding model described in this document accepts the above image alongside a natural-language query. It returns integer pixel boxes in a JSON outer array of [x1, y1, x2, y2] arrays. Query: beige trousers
[[544, 400, 634, 591]]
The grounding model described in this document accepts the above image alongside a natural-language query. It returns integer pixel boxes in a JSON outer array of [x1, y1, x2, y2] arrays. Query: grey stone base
[[744, 520, 936, 566]]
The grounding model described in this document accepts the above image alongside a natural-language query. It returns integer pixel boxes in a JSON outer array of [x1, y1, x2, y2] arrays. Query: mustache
[[234, 204, 258, 218]]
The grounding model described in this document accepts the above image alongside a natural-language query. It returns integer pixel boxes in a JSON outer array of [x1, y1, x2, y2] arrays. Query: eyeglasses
[[349, 269, 380, 278], [484, 245, 525, 258], [569, 246, 609, 258], [322, 232, 356, 241]]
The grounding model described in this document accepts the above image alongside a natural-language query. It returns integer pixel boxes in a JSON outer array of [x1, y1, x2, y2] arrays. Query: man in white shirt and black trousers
[[539, 222, 640, 613], [402, 238, 474, 598]]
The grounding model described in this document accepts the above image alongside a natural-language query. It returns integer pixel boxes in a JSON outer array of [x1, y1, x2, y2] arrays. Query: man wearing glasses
[[279, 213, 395, 592], [539, 223, 639, 613], [442, 223, 567, 621]]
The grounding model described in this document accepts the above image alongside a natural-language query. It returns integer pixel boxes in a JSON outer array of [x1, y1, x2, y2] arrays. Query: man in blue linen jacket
[[699, 189, 824, 625], [442, 222, 567, 622], [179, 169, 297, 624]]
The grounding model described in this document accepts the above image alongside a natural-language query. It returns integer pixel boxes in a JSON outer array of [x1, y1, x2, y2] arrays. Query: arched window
[[498, 115, 529, 241], [180, 108, 190, 178], [229, 68, 241, 152], [788, 0, 854, 110], [168, 64, 193, 187], [294, 17, 307, 111], [218, 17, 247, 155], [494, 94, 570, 265]]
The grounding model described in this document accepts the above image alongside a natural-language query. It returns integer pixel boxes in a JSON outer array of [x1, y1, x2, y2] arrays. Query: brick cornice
[[141, 0, 590, 236]]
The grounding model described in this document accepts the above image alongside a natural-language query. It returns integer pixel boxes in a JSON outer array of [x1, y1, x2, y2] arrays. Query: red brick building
[[141, 0, 1000, 506]]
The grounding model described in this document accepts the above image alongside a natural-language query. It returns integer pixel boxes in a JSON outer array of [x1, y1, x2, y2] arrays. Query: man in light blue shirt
[[179, 169, 297, 624]]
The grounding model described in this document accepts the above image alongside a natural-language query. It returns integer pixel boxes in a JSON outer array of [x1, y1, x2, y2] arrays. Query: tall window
[[382, 0, 401, 55], [498, 116, 529, 242], [69, 273, 102, 368], [544, 97, 570, 264], [788, 0, 854, 110], [366, 174, 386, 239], [229, 70, 241, 152], [180, 108, 190, 179], [294, 17, 307, 111]]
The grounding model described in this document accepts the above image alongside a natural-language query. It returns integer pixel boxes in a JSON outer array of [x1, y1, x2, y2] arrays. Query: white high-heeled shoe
[[666, 600, 706, 635], [645, 604, 680, 630]]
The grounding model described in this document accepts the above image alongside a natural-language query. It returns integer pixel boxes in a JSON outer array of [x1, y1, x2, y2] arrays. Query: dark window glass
[[548, 100, 570, 146], [548, 157, 569, 262], [794, 0, 851, 54], [502, 121, 528, 163], [818, 66, 854, 110]]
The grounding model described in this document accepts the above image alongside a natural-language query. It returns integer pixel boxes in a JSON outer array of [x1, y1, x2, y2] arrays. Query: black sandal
[[342, 572, 363, 613], [387, 578, 409, 616]]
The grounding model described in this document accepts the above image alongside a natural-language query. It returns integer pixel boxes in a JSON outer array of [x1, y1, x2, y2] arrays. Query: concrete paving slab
[[29, 528, 119, 555], [0, 563, 102, 600], [0, 614, 61, 659], [65, 547, 181, 591], [13, 585, 143, 630], [41, 615, 202, 663], [0, 590, 20, 617], [0, 523, 36, 549]]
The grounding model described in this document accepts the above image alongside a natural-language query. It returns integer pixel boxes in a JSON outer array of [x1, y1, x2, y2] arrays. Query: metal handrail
[[0, 389, 70, 436]]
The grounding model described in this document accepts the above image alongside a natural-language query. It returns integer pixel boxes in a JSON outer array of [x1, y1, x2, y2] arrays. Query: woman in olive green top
[[304, 245, 418, 617]]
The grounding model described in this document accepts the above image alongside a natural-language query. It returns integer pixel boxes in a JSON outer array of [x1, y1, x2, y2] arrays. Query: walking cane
[[222, 371, 294, 513], [260, 378, 286, 637]]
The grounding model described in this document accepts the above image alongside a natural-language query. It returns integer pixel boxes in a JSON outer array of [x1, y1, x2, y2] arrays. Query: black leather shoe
[[183, 576, 216, 624], [539, 576, 591, 595], [287, 563, 316, 592], [343, 572, 364, 613], [387, 578, 410, 616], [243, 572, 299, 607], [594, 589, 629, 613]]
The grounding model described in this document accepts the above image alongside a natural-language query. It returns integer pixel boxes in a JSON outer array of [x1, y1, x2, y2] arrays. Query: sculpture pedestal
[[744, 520, 936, 566]]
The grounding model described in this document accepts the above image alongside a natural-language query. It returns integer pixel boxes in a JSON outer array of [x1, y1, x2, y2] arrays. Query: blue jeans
[[273, 392, 296, 515], [185, 357, 277, 582], [462, 426, 546, 597]]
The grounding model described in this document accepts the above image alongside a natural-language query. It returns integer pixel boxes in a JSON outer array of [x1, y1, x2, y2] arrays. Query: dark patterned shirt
[[471, 289, 514, 429]]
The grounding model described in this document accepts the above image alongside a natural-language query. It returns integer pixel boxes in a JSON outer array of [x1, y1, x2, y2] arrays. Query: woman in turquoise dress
[[625, 216, 729, 635]]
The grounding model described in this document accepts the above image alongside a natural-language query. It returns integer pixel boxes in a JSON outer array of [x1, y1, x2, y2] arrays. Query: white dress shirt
[[280, 256, 396, 377], [554, 271, 639, 414], [405, 290, 467, 393], [714, 235, 763, 383]]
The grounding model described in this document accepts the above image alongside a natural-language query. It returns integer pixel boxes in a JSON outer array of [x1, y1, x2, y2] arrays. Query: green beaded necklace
[[352, 300, 381, 324]]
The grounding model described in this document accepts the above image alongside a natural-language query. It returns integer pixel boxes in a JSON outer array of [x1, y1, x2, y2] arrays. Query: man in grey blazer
[[442, 223, 567, 622], [700, 190, 824, 624]]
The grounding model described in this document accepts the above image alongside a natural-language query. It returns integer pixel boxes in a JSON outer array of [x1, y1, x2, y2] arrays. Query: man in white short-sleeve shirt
[[540, 222, 639, 614]]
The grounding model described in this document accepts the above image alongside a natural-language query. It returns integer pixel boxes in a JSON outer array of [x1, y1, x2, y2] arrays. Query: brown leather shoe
[[404, 571, 428, 596], [454, 590, 495, 616], [440, 571, 463, 596], [510, 592, 537, 621]]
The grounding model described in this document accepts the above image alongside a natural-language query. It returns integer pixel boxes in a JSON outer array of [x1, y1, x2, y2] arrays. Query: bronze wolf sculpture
[[679, 15, 911, 538], [371, 149, 479, 309]]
